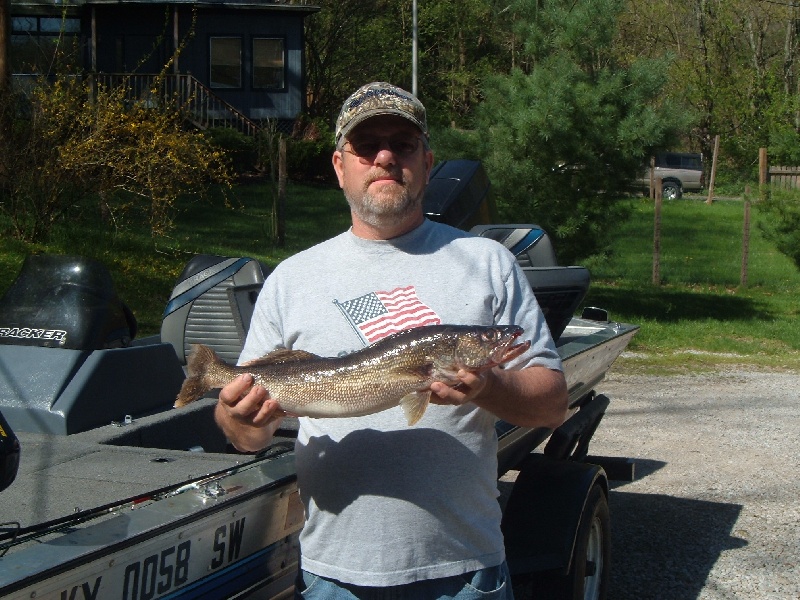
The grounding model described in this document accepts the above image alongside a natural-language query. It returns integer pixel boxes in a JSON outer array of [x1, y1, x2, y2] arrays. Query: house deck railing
[[90, 73, 261, 136]]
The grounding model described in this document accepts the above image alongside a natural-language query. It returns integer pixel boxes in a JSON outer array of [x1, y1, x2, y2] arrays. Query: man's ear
[[332, 150, 345, 189]]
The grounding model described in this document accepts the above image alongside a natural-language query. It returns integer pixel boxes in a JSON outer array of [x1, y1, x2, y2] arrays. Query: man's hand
[[215, 373, 285, 452], [429, 365, 568, 429], [429, 369, 490, 406]]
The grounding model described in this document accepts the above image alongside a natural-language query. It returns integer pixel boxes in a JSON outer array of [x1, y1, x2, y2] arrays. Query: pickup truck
[[639, 152, 704, 200]]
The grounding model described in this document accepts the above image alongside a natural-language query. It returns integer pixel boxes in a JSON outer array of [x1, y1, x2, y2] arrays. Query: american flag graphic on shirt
[[335, 286, 441, 344]]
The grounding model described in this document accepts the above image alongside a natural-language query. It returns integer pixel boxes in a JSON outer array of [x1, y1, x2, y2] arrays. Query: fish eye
[[481, 330, 498, 342]]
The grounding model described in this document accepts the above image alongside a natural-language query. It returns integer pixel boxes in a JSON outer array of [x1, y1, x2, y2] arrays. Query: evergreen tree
[[468, 0, 685, 263]]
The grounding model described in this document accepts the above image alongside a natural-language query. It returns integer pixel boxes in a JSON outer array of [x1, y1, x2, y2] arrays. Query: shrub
[[287, 115, 336, 184], [205, 127, 259, 174], [0, 76, 232, 242]]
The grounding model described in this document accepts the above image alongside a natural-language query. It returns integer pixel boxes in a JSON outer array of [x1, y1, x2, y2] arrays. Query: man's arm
[[215, 374, 285, 452], [430, 365, 569, 428]]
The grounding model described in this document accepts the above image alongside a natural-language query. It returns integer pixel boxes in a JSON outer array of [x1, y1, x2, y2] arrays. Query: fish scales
[[174, 324, 530, 425]]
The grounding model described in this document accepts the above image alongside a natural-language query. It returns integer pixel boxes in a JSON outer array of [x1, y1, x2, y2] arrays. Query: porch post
[[0, 0, 10, 91], [173, 6, 179, 73], [91, 7, 97, 72]]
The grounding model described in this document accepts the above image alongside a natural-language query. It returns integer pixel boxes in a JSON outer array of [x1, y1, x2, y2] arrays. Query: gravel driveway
[[587, 370, 800, 599]]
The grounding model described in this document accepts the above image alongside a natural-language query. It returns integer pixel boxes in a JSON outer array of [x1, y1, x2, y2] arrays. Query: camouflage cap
[[335, 82, 428, 147]]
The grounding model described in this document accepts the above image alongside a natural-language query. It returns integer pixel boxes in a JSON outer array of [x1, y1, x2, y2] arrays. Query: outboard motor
[[0, 255, 136, 350], [423, 159, 496, 230], [0, 255, 183, 435], [0, 410, 20, 493]]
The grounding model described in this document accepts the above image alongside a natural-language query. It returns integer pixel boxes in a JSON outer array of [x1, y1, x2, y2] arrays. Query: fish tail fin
[[400, 390, 431, 426], [174, 376, 210, 408], [174, 344, 221, 408]]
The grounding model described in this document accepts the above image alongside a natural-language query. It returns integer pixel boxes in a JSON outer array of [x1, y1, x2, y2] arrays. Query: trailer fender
[[501, 453, 608, 576]]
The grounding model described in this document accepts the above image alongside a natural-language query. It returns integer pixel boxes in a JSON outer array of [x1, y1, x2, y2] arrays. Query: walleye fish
[[174, 324, 530, 425]]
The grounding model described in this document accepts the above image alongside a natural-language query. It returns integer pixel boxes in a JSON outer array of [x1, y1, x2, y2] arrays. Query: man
[[214, 82, 569, 599]]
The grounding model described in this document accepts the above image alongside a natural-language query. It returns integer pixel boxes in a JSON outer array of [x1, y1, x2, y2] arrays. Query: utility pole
[[412, 0, 418, 97]]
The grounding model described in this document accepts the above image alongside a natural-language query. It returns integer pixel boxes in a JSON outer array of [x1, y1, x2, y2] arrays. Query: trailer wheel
[[513, 484, 610, 600]]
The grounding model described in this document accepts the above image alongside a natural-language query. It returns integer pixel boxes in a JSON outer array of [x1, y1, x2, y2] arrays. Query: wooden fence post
[[277, 137, 287, 247], [653, 177, 662, 286], [706, 134, 720, 204], [759, 148, 768, 202], [741, 186, 750, 288]]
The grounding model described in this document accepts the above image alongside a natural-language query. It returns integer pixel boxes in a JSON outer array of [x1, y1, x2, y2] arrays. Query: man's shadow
[[607, 459, 747, 599]]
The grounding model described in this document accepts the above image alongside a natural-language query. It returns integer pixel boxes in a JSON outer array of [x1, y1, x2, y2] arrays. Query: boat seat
[[161, 255, 268, 365], [470, 225, 590, 341], [470, 224, 559, 268], [519, 266, 590, 341]]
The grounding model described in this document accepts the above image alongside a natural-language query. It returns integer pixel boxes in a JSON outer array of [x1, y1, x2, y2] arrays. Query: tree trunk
[[0, 0, 11, 179], [0, 0, 10, 93]]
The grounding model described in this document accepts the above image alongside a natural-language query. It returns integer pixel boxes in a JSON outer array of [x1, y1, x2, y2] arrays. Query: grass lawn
[[0, 181, 351, 334], [583, 195, 800, 373], [1, 185, 798, 373]]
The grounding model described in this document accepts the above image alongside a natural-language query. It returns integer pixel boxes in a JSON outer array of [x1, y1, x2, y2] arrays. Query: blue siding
[[12, 1, 315, 122]]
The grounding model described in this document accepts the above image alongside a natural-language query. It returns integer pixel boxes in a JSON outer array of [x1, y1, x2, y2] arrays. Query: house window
[[253, 38, 285, 89], [11, 16, 82, 73], [210, 37, 242, 89], [40, 17, 80, 34]]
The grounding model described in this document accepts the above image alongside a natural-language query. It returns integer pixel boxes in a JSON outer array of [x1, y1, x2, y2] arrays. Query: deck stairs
[[91, 73, 261, 136]]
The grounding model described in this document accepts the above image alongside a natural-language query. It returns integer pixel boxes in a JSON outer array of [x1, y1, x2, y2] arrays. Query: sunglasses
[[344, 135, 423, 158]]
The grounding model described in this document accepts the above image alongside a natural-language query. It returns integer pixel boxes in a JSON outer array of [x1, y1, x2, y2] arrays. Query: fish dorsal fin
[[242, 349, 319, 367]]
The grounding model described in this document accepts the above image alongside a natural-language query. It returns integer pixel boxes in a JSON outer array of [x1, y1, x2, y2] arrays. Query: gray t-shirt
[[240, 218, 562, 586]]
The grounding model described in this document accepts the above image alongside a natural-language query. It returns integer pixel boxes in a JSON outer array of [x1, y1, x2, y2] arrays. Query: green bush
[[205, 127, 259, 173], [0, 78, 231, 242], [287, 137, 335, 184]]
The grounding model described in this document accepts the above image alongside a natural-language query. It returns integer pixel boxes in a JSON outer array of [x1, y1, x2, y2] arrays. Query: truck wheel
[[662, 181, 682, 200], [514, 484, 610, 600]]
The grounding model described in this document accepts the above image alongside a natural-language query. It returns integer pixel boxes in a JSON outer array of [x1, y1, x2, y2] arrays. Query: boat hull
[[1, 450, 302, 600], [0, 317, 637, 599]]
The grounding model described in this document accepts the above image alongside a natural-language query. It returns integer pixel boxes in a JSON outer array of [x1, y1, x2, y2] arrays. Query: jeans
[[294, 562, 514, 600]]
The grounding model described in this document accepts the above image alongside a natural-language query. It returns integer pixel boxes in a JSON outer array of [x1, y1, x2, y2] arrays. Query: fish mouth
[[496, 340, 531, 364], [489, 328, 530, 366]]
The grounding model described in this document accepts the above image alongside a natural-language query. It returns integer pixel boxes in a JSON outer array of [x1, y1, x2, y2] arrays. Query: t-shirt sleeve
[[237, 273, 284, 365], [497, 257, 563, 372]]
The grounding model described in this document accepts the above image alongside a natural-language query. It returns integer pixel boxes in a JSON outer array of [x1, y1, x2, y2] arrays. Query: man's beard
[[344, 171, 423, 228]]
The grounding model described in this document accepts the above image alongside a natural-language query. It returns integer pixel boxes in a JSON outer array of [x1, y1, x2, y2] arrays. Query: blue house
[[9, 0, 319, 133]]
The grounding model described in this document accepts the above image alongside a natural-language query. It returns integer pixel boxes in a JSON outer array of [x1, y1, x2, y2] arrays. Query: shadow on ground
[[585, 286, 772, 323], [605, 461, 747, 599]]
